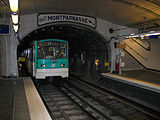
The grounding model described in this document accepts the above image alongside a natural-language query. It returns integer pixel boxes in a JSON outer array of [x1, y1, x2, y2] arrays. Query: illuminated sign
[[0, 24, 10, 35], [37, 13, 96, 28]]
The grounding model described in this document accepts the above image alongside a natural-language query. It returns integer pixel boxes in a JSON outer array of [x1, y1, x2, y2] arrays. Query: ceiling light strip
[[9, 0, 18, 13], [9, 0, 19, 33]]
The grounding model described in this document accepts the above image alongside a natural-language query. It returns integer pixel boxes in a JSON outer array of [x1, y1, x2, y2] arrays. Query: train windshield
[[37, 41, 67, 59]]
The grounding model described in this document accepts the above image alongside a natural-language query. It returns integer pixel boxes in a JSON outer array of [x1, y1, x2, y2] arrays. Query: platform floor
[[0, 77, 51, 120], [0, 78, 14, 120], [71, 68, 160, 90], [101, 69, 160, 112], [121, 69, 160, 86], [14, 77, 31, 120], [102, 69, 160, 92]]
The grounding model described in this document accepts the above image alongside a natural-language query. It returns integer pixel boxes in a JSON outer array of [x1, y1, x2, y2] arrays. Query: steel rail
[[38, 86, 70, 120], [55, 87, 95, 120], [69, 76, 160, 120], [61, 84, 113, 120], [67, 79, 134, 120], [38, 84, 95, 120]]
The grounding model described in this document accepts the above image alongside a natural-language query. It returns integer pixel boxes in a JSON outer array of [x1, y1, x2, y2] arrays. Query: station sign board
[[0, 24, 10, 35], [37, 13, 96, 28]]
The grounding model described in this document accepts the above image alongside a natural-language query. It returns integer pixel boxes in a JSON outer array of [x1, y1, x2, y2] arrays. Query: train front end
[[35, 39, 68, 79]]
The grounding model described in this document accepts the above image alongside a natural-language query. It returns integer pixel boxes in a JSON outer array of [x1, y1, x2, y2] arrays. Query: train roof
[[37, 39, 68, 43]]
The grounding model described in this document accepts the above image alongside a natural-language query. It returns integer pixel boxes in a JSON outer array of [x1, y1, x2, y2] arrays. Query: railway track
[[38, 84, 94, 120], [37, 77, 160, 120], [66, 77, 160, 120]]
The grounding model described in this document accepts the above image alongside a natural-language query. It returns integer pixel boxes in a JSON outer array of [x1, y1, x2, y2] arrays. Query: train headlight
[[41, 64, 46, 67], [60, 64, 65, 67]]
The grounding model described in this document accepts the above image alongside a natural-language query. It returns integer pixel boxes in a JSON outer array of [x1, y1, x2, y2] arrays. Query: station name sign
[[37, 14, 96, 28]]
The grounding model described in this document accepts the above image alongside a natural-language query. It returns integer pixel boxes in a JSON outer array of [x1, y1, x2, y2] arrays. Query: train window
[[57, 43, 67, 59], [37, 41, 67, 59]]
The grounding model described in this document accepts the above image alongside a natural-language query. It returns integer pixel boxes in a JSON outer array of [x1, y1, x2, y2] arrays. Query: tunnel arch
[[18, 22, 110, 55], [19, 22, 107, 45], [17, 23, 110, 76]]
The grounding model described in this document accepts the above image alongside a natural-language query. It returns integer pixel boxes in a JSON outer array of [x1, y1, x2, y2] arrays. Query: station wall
[[0, 36, 8, 76], [123, 38, 160, 71], [0, 14, 136, 77], [121, 49, 143, 70], [0, 27, 18, 77]]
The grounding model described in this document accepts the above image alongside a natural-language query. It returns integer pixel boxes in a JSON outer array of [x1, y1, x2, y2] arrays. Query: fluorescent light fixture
[[140, 35, 144, 37], [127, 35, 139, 38], [145, 32, 160, 36], [131, 33, 135, 35], [9, 0, 18, 13], [126, 31, 160, 38], [11, 14, 18, 24], [13, 24, 18, 32]]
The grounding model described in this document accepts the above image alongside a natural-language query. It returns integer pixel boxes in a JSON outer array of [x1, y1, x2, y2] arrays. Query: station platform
[[102, 69, 160, 92], [101, 69, 160, 112], [70, 68, 160, 112], [0, 77, 51, 120]]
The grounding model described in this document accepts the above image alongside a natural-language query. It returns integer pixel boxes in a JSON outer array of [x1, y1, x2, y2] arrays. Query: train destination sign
[[38, 14, 96, 28]]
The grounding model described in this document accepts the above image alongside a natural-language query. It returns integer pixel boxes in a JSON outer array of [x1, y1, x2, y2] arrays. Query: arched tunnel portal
[[17, 24, 110, 78]]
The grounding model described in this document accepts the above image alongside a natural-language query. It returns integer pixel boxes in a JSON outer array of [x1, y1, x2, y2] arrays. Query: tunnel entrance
[[17, 24, 109, 79]]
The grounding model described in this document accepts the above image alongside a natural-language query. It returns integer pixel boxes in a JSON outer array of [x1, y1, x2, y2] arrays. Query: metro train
[[23, 39, 69, 79]]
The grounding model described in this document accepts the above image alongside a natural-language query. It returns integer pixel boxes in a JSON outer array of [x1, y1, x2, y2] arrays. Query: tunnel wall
[[0, 14, 136, 77]]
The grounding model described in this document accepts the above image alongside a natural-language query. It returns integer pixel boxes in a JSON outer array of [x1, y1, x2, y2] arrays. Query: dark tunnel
[[17, 24, 110, 78]]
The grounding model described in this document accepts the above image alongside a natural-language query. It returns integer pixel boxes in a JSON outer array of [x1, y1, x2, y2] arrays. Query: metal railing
[[129, 38, 151, 51], [122, 41, 148, 61]]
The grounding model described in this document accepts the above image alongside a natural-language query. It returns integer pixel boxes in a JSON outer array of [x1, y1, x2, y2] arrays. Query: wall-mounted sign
[[0, 24, 10, 35], [37, 13, 96, 28]]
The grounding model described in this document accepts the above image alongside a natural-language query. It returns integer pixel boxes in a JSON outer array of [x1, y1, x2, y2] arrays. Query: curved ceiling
[[17, 24, 109, 62], [18, 24, 106, 49], [0, 0, 160, 31]]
